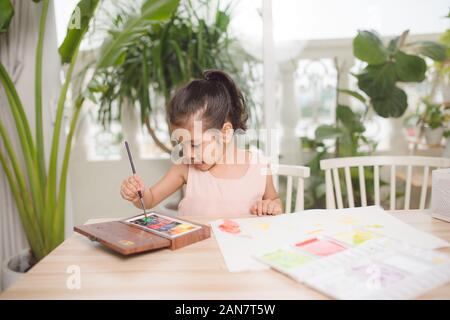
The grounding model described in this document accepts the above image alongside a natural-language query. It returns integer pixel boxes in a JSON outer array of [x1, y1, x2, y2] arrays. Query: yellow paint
[[257, 223, 270, 231], [339, 216, 360, 225], [366, 224, 383, 229], [353, 231, 374, 245], [333, 230, 378, 246]]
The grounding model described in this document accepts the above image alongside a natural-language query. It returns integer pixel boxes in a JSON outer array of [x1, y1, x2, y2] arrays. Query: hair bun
[[203, 69, 228, 82]]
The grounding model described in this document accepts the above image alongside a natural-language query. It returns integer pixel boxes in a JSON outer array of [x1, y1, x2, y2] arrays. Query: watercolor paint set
[[74, 211, 210, 255], [124, 213, 202, 239]]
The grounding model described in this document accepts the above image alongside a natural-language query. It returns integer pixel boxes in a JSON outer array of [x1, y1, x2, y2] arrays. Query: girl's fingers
[[267, 202, 275, 215], [262, 200, 269, 215], [128, 177, 140, 192], [122, 185, 136, 198], [127, 181, 139, 193], [250, 204, 257, 215], [134, 175, 145, 191], [273, 205, 282, 215], [257, 201, 263, 216], [120, 189, 133, 201]]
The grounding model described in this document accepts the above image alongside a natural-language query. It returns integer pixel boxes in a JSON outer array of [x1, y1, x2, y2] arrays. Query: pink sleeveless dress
[[178, 151, 268, 217]]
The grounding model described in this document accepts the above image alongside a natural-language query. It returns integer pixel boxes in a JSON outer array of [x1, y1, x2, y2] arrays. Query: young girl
[[120, 70, 282, 216]]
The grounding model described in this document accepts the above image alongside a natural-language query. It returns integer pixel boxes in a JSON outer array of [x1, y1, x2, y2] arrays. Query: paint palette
[[125, 213, 201, 239], [74, 211, 210, 255]]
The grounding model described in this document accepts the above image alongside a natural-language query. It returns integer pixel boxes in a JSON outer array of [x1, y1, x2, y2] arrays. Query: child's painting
[[259, 249, 314, 269], [125, 213, 201, 239], [294, 237, 348, 257]]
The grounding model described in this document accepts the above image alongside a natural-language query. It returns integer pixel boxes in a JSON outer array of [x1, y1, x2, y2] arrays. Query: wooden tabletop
[[1, 210, 450, 300]]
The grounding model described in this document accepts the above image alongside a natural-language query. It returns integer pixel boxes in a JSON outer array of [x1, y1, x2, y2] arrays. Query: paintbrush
[[124, 140, 148, 220]]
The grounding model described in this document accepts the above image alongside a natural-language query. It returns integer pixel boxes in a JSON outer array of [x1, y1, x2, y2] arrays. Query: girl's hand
[[120, 174, 145, 202], [251, 199, 282, 216]]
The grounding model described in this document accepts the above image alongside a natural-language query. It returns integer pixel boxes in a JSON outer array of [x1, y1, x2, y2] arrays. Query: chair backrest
[[272, 164, 310, 213], [320, 156, 450, 210]]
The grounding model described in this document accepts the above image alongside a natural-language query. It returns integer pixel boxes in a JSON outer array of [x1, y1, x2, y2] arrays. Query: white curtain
[[0, 0, 61, 292]]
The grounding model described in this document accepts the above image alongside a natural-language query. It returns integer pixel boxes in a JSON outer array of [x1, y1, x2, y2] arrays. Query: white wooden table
[[1, 210, 450, 299]]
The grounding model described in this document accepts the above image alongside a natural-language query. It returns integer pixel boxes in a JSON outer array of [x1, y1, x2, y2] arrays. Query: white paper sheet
[[210, 206, 450, 272]]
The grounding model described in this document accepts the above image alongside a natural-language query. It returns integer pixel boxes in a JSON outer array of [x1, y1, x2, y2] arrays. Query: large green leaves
[[97, 0, 179, 68], [337, 88, 366, 104], [353, 30, 388, 64], [315, 125, 343, 141], [357, 63, 397, 97], [412, 41, 447, 61], [336, 105, 365, 133], [58, 0, 100, 63], [394, 51, 427, 82], [353, 29, 431, 118], [372, 86, 407, 118], [0, 0, 14, 33]]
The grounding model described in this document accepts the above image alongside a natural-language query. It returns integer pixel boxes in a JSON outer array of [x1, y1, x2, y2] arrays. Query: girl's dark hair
[[167, 70, 248, 131]]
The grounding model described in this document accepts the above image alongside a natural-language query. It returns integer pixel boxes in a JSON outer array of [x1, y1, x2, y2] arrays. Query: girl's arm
[[251, 166, 283, 215], [121, 164, 188, 209]]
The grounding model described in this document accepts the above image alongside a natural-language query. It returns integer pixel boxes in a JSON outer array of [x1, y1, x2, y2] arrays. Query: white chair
[[272, 164, 310, 213], [320, 156, 450, 210]]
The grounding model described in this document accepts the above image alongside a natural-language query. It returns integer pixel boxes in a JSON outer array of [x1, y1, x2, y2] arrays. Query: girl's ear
[[221, 121, 234, 143]]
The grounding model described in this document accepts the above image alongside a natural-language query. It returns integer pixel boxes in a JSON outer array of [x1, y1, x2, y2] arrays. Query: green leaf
[[215, 10, 230, 33], [0, 0, 14, 33], [394, 51, 427, 82], [97, 0, 179, 68], [353, 30, 388, 64], [387, 36, 400, 54], [412, 41, 447, 61], [356, 62, 397, 97], [315, 125, 343, 141], [372, 86, 408, 118], [337, 88, 366, 104], [336, 105, 365, 133], [58, 0, 100, 63]]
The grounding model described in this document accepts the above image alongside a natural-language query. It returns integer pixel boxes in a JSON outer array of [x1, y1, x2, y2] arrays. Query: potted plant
[[0, 0, 179, 288], [404, 99, 450, 147], [89, 0, 259, 154], [422, 101, 449, 146]]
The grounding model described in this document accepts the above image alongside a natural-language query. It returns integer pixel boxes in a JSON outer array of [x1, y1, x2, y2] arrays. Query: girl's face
[[172, 117, 232, 171]]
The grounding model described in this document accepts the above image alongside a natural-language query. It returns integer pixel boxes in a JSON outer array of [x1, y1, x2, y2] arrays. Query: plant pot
[[424, 127, 444, 146], [2, 249, 35, 291]]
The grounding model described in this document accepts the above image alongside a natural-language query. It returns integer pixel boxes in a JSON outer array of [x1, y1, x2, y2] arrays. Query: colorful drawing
[[332, 230, 379, 246], [366, 224, 383, 229], [254, 223, 270, 231], [219, 219, 241, 234], [260, 249, 313, 269], [294, 237, 347, 257], [338, 216, 361, 225], [351, 263, 406, 288]]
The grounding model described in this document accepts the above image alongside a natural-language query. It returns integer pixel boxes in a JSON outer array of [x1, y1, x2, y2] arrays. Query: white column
[[262, 0, 278, 164], [279, 61, 300, 165], [120, 102, 141, 158]]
